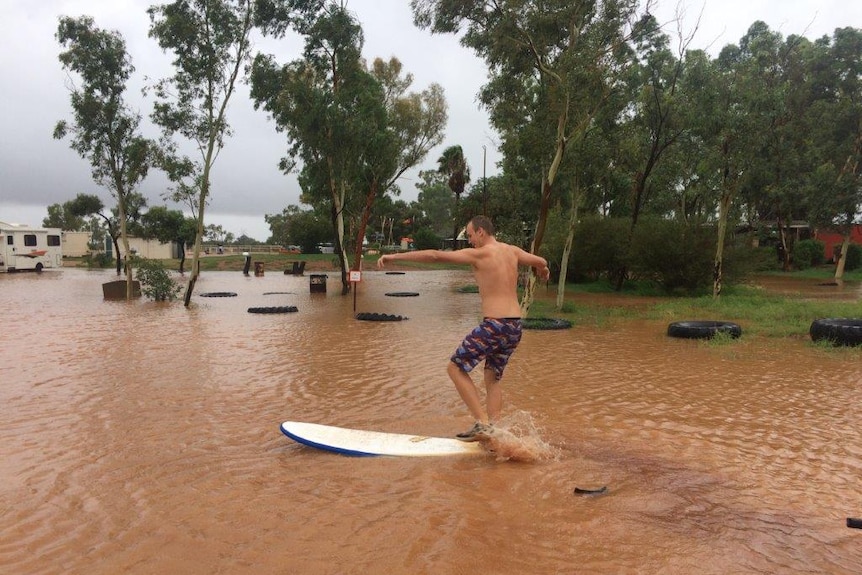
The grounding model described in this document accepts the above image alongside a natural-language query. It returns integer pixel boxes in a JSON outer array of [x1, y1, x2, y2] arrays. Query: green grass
[[529, 280, 861, 344], [758, 266, 862, 281]]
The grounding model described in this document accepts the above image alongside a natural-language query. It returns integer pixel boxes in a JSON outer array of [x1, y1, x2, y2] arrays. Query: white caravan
[[0, 221, 63, 272]]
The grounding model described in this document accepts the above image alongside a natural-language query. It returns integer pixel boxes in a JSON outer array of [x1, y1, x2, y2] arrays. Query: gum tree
[[412, 0, 651, 313], [253, 3, 446, 293], [251, 3, 370, 292], [148, 0, 255, 305], [804, 28, 862, 281], [55, 16, 154, 299]]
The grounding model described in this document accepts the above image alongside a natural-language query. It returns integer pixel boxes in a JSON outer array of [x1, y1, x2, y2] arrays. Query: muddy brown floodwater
[[2, 268, 861, 574]]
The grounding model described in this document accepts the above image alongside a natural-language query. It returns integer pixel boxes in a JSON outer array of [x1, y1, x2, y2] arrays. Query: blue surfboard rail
[[280, 423, 378, 457]]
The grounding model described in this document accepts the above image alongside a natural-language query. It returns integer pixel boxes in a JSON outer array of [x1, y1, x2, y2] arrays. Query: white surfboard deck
[[280, 421, 486, 457]]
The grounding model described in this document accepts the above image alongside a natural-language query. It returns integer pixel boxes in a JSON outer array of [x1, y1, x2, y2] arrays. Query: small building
[[62, 231, 92, 257]]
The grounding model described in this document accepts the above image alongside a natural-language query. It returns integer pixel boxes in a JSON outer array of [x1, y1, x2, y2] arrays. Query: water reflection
[[1, 268, 860, 574]]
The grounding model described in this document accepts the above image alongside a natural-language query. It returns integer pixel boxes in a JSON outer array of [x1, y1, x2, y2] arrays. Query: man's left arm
[[515, 247, 550, 281]]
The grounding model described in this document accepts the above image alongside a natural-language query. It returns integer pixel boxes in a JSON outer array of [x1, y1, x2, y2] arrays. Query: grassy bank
[[529, 276, 861, 344]]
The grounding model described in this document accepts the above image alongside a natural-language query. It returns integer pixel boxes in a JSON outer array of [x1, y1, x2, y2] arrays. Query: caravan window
[[6, 235, 12, 245], [48, 235, 61, 246], [24, 234, 37, 247]]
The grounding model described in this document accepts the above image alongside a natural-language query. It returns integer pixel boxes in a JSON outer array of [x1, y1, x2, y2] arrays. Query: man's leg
[[484, 368, 502, 423], [447, 361, 489, 424]]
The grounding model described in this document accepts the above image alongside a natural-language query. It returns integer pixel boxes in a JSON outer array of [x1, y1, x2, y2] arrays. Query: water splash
[[481, 411, 558, 462]]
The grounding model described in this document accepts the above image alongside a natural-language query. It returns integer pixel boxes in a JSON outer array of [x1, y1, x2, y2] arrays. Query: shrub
[[84, 252, 114, 268], [720, 243, 778, 283], [844, 244, 861, 271], [570, 216, 631, 284], [792, 239, 824, 270], [626, 217, 714, 295], [412, 227, 441, 250], [135, 258, 182, 301]]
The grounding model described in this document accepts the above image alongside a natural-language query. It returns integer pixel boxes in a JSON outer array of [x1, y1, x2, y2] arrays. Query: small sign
[[349, 270, 362, 282]]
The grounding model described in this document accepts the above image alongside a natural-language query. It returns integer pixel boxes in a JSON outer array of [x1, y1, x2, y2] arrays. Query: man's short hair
[[469, 215, 495, 236]]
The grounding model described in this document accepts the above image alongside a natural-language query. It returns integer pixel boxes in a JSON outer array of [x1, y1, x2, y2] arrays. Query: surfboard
[[280, 421, 486, 457]]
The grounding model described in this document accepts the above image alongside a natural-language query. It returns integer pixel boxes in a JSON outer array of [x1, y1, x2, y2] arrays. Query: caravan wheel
[[35, 263, 44, 272]]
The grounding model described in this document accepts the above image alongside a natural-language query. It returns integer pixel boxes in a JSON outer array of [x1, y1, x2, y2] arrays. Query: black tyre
[[355, 312, 407, 321], [523, 317, 573, 330], [385, 292, 419, 297], [385, 271, 406, 275], [667, 320, 741, 339], [809, 318, 862, 346], [199, 291, 237, 297], [247, 306, 298, 314]]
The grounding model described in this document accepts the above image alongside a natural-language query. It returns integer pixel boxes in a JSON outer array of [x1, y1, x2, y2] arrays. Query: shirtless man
[[377, 215, 550, 441]]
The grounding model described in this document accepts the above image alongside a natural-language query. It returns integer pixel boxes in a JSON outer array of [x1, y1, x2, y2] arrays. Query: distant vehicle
[[0, 221, 63, 273], [279, 245, 301, 254], [317, 243, 334, 254]]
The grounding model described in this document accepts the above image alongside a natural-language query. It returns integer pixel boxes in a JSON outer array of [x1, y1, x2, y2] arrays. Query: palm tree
[[437, 145, 470, 249]]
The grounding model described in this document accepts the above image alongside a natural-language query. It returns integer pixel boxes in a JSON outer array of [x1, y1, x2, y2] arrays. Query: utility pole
[[482, 145, 487, 215]]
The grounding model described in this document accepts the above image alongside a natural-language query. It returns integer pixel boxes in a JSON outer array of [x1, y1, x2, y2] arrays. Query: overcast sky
[[1, 1, 859, 241]]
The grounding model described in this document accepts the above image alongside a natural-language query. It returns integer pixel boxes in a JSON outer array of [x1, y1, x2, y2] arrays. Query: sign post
[[349, 270, 361, 312]]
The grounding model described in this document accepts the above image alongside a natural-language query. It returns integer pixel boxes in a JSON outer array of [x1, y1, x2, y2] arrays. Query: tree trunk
[[177, 240, 186, 274], [615, 170, 648, 292], [183, 180, 209, 306], [776, 214, 792, 272], [712, 191, 733, 298], [520, 110, 567, 315], [118, 201, 134, 300], [556, 188, 582, 310], [331, 183, 350, 295], [354, 179, 379, 271], [834, 233, 851, 281], [112, 234, 122, 276]]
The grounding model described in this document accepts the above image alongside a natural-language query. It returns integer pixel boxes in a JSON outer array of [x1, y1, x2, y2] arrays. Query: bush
[[135, 258, 182, 301], [844, 244, 862, 271], [792, 239, 824, 270], [626, 217, 714, 295], [83, 252, 114, 268], [570, 216, 631, 284], [720, 244, 778, 284], [412, 227, 441, 250]]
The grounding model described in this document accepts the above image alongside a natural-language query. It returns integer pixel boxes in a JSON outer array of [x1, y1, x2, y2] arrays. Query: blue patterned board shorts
[[450, 318, 523, 380]]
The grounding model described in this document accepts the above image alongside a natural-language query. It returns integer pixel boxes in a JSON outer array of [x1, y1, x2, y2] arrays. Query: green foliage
[[539, 213, 778, 294], [792, 239, 825, 270], [413, 170, 454, 236], [83, 252, 114, 269], [43, 202, 85, 230], [266, 205, 331, 254], [411, 227, 440, 250], [148, 0, 256, 302], [627, 218, 715, 294], [569, 216, 631, 284], [55, 16, 154, 291], [845, 244, 862, 271], [135, 258, 182, 302]]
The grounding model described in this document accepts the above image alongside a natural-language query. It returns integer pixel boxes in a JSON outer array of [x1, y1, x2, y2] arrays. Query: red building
[[813, 225, 862, 262]]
